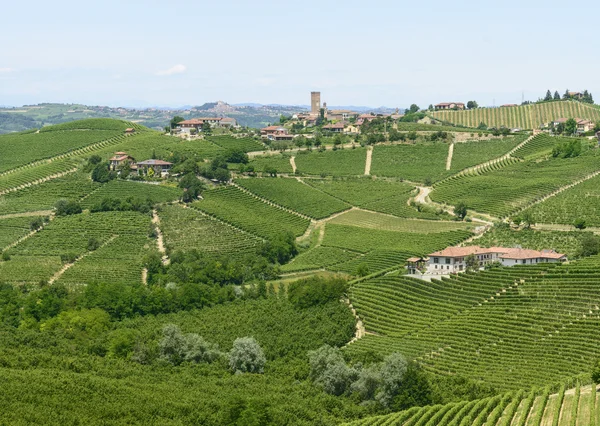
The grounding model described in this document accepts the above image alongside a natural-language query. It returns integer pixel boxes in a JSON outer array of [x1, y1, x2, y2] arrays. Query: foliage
[[552, 139, 582, 158], [91, 162, 115, 183], [229, 337, 267, 374], [55, 199, 82, 216], [258, 232, 298, 264], [178, 173, 205, 202], [288, 277, 348, 309], [159, 323, 221, 366], [454, 202, 468, 220]]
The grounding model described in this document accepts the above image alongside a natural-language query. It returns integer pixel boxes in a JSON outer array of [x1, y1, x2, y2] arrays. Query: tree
[[466, 101, 479, 109], [376, 353, 408, 407], [521, 210, 534, 228], [159, 324, 188, 365], [428, 104, 434, 111], [553, 91, 561, 100], [465, 254, 479, 272], [228, 337, 266, 374], [454, 202, 468, 220], [409, 104, 420, 114], [55, 199, 82, 216], [577, 234, 600, 257], [170, 116, 185, 129], [563, 89, 570, 100], [565, 118, 577, 135], [477, 122, 488, 130], [91, 162, 114, 183], [201, 121, 212, 135], [308, 345, 357, 396], [179, 173, 205, 202], [544, 90, 552, 101], [263, 166, 277, 177], [574, 219, 587, 230]]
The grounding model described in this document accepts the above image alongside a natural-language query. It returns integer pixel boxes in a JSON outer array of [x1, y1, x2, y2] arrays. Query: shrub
[[1, 252, 10, 261], [574, 218, 587, 230], [108, 329, 139, 358], [376, 353, 408, 407], [87, 237, 100, 251], [60, 252, 78, 263], [308, 345, 357, 396], [287, 277, 347, 309], [229, 337, 266, 374], [29, 216, 44, 231], [158, 324, 189, 366], [55, 199, 82, 216]]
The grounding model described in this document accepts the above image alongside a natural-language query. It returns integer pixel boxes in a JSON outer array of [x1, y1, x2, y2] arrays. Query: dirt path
[[3, 214, 55, 251], [141, 268, 148, 285], [344, 298, 366, 345], [0, 210, 53, 220], [290, 156, 297, 173], [152, 210, 169, 265], [414, 186, 432, 204], [48, 235, 117, 285], [533, 223, 600, 234], [445, 143, 454, 171], [364, 146, 373, 175]]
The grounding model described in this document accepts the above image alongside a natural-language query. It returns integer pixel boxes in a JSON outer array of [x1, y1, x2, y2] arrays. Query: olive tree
[[229, 337, 266, 374]]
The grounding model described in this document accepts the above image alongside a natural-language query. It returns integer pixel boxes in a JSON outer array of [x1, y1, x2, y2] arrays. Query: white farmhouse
[[425, 246, 566, 275]]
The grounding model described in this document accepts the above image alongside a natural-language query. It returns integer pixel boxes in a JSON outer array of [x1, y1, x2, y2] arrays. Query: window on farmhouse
[[445, 258, 451, 264], [434, 258, 439, 264]]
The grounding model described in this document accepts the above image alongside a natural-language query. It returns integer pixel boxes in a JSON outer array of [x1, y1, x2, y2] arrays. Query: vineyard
[[158, 204, 263, 258], [206, 135, 265, 152], [294, 147, 367, 177], [80, 180, 181, 209], [370, 143, 451, 183], [39, 118, 145, 132], [450, 135, 527, 171], [431, 152, 600, 218], [193, 186, 310, 239], [234, 177, 350, 219], [431, 100, 600, 129], [524, 174, 600, 227], [246, 153, 294, 174], [345, 255, 600, 392], [0, 216, 33, 250]]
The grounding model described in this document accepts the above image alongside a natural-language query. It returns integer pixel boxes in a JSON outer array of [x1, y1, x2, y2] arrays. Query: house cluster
[[263, 92, 405, 137], [552, 118, 596, 134], [109, 152, 173, 176], [434, 102, 465, 110], [176, 117, 238, 134], [406, 246, 566, 276]]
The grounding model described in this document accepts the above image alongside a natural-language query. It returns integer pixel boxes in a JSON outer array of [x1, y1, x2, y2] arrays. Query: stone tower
[[311, 91, 321, 115]]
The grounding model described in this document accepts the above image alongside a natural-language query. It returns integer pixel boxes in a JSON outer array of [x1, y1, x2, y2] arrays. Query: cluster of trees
[[287, 277, 347, 309], [308, 346, 431, 410], [90, 197, 156, 214], [55, 199, 82, 216], [552, 139, 582, 158], [543, 89, 594, 104]]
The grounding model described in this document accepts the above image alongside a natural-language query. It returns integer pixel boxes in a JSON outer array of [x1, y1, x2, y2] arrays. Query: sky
[[1, 0, 599, 108]]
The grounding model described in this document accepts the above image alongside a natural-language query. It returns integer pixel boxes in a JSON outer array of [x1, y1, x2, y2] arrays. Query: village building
[[568, 91, 583, 100], [124, 128, 136, 134], [136, 159, 173, 176], [406, 257, 427, 275], [109, 152, 135, 171], [424, 246, 566, 275], [322, 122, 345, 133], [177, 117, 238, 133], [260, 125, 288, 138], [344, 124, 360, 134], [435, 102, 465, 110], [576, 119, 595, 133], [327, 109, 360, 122]]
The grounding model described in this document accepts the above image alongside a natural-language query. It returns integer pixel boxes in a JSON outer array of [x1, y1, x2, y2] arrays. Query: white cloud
[[156, 64, 186, 76], [0, 67, 15, 73]]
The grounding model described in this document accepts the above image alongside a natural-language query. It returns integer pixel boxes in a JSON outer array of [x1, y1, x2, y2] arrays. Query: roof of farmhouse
[[430, 246, 565, 260]]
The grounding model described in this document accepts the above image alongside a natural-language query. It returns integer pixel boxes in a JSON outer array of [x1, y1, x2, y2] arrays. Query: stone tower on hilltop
[[311, 91, 321, 115]]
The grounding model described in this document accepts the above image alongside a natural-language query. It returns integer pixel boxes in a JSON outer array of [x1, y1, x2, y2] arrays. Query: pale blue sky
[[1, 0, 598, 108]]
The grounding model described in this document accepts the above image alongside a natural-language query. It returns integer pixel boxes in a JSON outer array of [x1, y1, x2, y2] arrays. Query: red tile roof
[[137, 160, 173, 166], [429, 246, 565, 260]]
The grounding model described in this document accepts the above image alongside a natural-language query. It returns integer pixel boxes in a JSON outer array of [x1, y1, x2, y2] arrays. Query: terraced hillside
[[431, 100, 600, 129], [343, 383, 600, 426], [345, 255, 600, 392]]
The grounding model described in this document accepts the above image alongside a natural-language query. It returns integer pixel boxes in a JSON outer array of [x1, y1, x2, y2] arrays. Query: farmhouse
[[322, 122, 345, 133], [260, 125, 294, 141], [109, 152, 135, 171], [576, 119, 595, 133], [136, 159, 173, 176], [425, 246, 566, 275], [327, 109, 360, 121], [435, 102, 465, 110], [177, 117, 237, 133]]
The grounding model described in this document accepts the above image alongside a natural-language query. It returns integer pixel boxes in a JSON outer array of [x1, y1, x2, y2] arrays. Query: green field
[[431, 151, 600, 217], [80, 180, 181, 209], [294, 147, 367, 177], [0, 216, 33, 250], [431, 100, 600, 129], [450, 135, 526, 171], [524, 174, 600, 227], [193, 186, 310, 239], [235, 177, 350, 219], [370, 143, 451, 182]]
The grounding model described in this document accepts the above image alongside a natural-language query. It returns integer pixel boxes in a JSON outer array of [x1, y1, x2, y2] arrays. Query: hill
[[3, 118, 600, 424], [431, 100, 600, 129]]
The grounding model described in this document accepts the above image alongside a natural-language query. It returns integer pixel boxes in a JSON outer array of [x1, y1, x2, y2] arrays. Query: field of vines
[[321, 224, 471, 255], [328, 210, 471, 233], [343, 383, 600, 426], [0, 159, 79, 194], [431, 100, 600, 129], [0, 130, 120, 173], [246, 153, 294, 174], [80, 180, 181, 209], [431, 152, 600, 218], [345, 255, 600, 391], [206, 135, 264, 152], [39, 118, 145, 132], [510, 134, 585, 160], [305, 178, 450, 220], [234, 177, 350, 219], [523, 174, 600, 227], [477, 226, 593, 258], [294, 147, 367, 177], [193, 186, 310, 240], [158, 204, 263, 258], [449, 135, 527, 171], [394, 122, 487, 133], [0, 216, 33, 250], [0, 173, 100, 215], [280, 246, 362, 273], [370, 143, 451, 182]]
